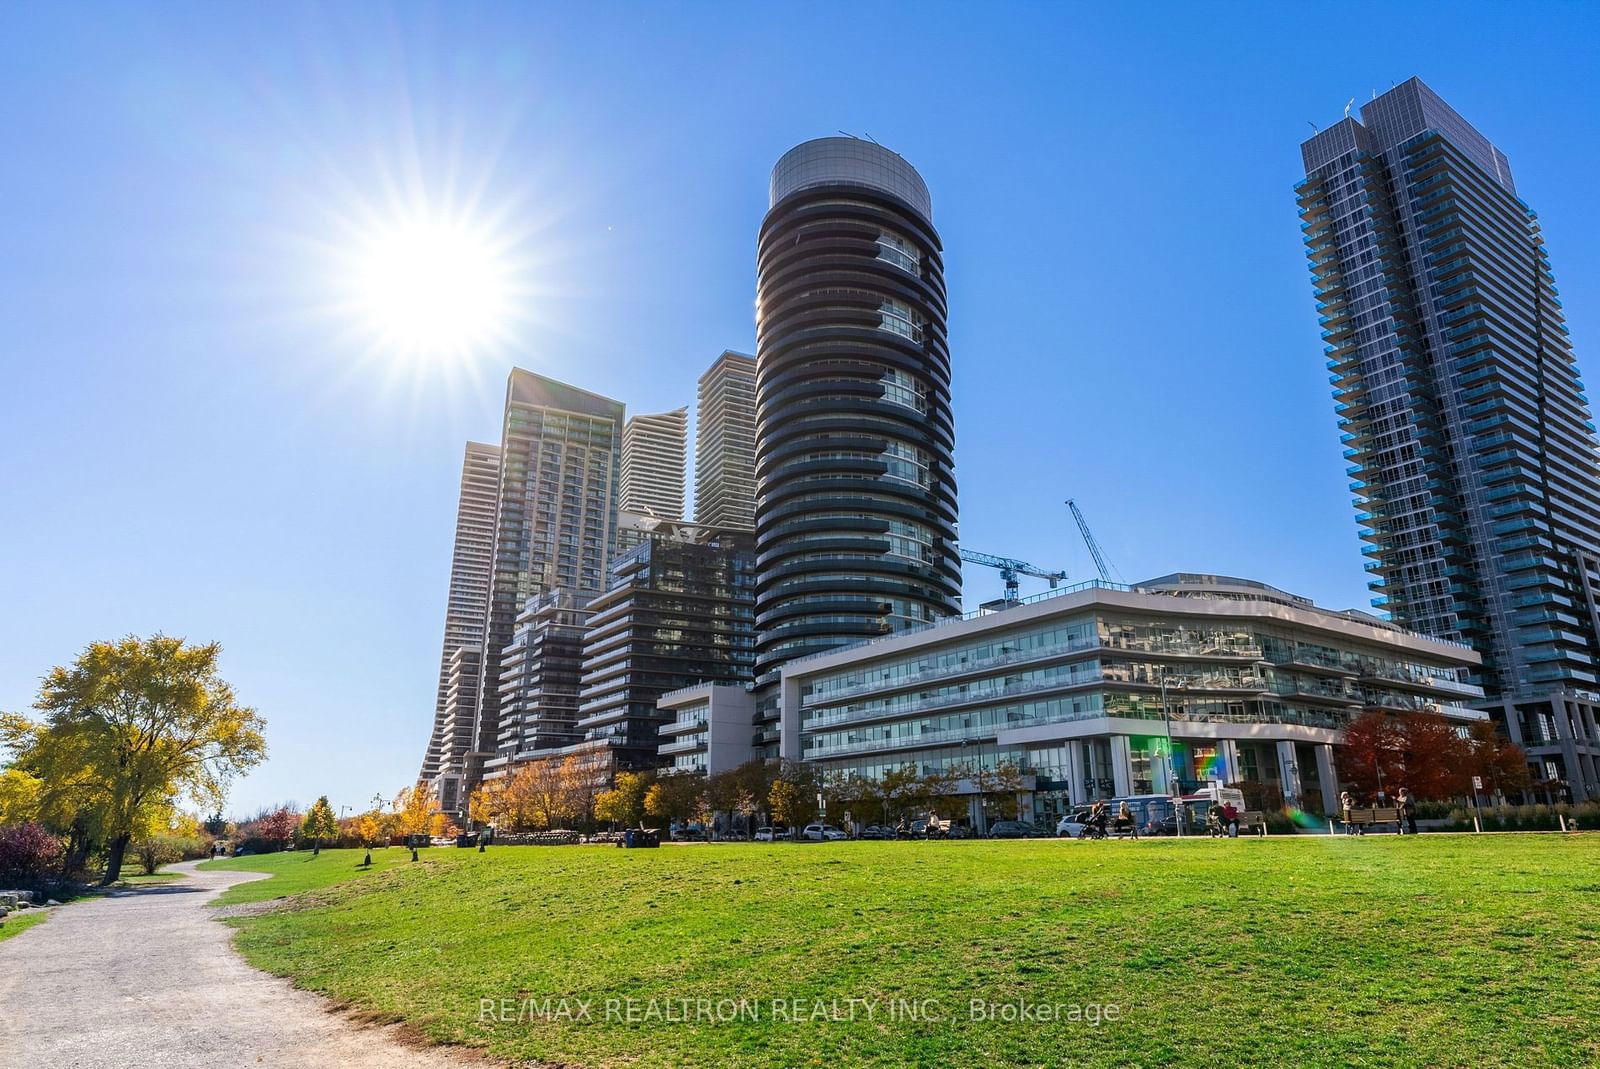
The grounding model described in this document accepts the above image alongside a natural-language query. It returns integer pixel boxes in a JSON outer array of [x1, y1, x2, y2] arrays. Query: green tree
[[3, 636, 267, 884], [300, 796, 338, 855]]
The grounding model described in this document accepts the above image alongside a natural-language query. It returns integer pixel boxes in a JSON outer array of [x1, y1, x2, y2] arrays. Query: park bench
[[1342, 807, 1402, 834], [1235, 810, 1268, 837]]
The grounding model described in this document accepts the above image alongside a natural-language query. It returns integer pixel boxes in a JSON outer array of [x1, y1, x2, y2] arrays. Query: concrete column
[[1217, 739, 1242, 786], [1065, 741, 1085, 805], [1314, 744, 1339, 816], [779, 677, 803, 763], [1276, 740, 1303, 807], [1110, 736, 1133, 797]]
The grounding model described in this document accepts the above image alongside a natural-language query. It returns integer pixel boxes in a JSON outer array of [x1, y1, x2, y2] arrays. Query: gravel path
[[0, 860, 485, 1068]]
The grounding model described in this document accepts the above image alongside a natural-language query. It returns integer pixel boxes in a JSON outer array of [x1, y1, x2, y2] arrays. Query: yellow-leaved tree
[[2, 635, 267, 884], [394, 784, 434, 840]]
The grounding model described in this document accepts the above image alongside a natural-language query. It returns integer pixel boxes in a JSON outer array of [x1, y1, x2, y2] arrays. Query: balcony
[[801, 637, 1264, 708], [658, 737, 707, 757], [658, 717, 708, 738]]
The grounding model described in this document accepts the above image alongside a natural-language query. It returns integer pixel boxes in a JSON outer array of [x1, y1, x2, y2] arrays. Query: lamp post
[[1158, 666, 1187, 837]]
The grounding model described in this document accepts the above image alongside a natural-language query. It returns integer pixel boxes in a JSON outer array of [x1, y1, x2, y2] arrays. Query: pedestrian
[[1397, 787, 1418, 835], [1340, 791, 1357, 835], [1117, 801, 1137, 839], [712, 815, 723, 843]]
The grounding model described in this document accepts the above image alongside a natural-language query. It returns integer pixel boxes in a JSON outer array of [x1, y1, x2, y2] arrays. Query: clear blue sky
[[3, 3, 1596, 817]]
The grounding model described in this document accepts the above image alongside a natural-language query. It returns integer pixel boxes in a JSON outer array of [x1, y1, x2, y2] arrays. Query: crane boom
[[959, 549, 1068, 603], [1066, 499, 1122, 584]]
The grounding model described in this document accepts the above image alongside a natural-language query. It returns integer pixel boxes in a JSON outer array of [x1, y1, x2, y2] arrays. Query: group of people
[[1084, 799, 1141, 839], [1339, 787, 1420, 835], [892, 811, 947, 839]]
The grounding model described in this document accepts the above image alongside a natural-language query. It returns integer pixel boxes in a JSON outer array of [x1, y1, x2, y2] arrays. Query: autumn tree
[[594, 770, 652, 828], [557, 754, 604, 829], [0, 767, 42, 825], [430, 811, 460, 838], [766, 778, 806, 833], [300, 796, 338, 855], [394, 785, 434, 841], [1336, 710, 1407, 801], [511, 757, 579, 830], [644, 773, 707, 827], [1395, 710, 1473, 800], [356, 811, 384, 848], [468, 778, 508, 830], [2, 636, 267, 883], [259, 806, 299, 850], [1467, 721, 1530, 799]]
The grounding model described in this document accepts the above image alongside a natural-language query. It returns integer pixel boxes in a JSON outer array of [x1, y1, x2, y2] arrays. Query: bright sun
[[352, 218, 514, 357]]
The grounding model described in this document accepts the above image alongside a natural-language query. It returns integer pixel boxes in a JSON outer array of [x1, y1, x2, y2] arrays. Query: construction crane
[[1066, 499, 1124, 584], [959, 549, 1068, 603]]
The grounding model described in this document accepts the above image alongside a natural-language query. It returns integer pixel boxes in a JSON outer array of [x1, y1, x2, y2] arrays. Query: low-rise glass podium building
[[767, 573, 1484, 824]]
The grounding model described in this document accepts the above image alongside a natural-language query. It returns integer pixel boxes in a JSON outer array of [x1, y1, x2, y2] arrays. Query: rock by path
[[0, 860, 491, 1068]]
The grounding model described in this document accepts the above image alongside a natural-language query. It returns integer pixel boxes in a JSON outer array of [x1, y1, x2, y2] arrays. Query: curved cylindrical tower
[[753, 137, 960, 676]]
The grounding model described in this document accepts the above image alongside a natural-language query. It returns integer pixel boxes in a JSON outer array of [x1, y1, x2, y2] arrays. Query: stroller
[[1079, 807, 1110, 840]]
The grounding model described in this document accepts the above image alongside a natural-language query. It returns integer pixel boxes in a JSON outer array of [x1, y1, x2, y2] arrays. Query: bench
[[1205, 811, 1268, 837], [1342, 806, 1402, 833]]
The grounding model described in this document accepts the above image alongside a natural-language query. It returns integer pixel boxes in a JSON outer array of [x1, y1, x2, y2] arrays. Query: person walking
[[1117, 801, 1137, 839], [1397, 787, 1418, 835], [1340, 791, 1357, 836]]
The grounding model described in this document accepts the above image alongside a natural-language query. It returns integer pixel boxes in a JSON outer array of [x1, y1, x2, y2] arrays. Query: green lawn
[[0, 908, 50, 943], [203, 837, 1600, 1068]]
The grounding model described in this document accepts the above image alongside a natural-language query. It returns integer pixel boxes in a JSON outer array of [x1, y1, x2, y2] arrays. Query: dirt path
[[0, 860, 484, 1068]]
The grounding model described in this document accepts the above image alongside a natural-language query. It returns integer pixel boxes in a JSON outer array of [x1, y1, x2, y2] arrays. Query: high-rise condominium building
[[1299, 78, 1600, 798], [693, 350, 758, 531], [419, 441, 501, 789], [753, 137, 961, 677], [468, 370, 625, 797], [620, 407, 688, 520], [484, 590, 591, 780], [574, 529, 757, 772]]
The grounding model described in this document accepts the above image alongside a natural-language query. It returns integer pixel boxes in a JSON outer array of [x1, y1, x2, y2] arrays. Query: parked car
[[754, 826, 783, 842], [944, 823, 978, 839], [1056, 810, 1091, 838], [987, 820, 1038, 839], [801, 823, 848, 841], [858, 824, 894, 840]]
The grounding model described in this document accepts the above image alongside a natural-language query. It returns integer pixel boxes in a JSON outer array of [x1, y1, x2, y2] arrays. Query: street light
[[1157, 665, 1189, 838]]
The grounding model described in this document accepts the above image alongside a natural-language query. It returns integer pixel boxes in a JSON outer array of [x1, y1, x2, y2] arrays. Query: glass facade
[[1298, 79, 1600, 700], [574, 531, 757, 771], [786, 577, 1484, 809], [472, 371, 625, 782], [753, 138, 961, 676]]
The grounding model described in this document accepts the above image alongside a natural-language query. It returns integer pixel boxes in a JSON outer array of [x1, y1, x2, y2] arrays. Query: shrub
[[235, 835, 287, 856], [131, 835, 203, 875], [0, 823, 64, 888], [1446, 801, 1600, 832]]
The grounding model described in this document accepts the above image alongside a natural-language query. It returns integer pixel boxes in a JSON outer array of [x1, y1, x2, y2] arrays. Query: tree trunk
[[101, 834, 132, 885]]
